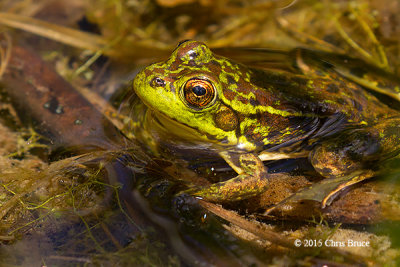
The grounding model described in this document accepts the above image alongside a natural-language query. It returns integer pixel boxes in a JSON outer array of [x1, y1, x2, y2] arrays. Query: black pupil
[[192, 86, 206, 96]]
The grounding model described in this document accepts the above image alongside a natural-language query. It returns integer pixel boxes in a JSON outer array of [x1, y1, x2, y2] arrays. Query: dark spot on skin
[[374, 200, 380, 205], [237, 95, 248, 104], [214, 106, 238, 131], [250, 99, 260, 106], [227, 75, 236, 85], [327, 83, 339, 93]]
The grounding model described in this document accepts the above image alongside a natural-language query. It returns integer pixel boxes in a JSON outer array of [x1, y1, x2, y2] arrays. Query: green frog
[[132, 40, 400, 208]]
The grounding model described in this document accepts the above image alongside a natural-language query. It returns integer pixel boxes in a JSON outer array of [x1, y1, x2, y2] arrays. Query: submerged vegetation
[[0, 0, 398, 265]]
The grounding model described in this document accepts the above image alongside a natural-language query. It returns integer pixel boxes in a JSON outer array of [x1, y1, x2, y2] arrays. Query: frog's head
[[133, 40, 241, 148]]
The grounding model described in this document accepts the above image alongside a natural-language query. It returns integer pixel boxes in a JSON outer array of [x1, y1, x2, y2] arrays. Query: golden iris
[[183, 78, 215, 108]]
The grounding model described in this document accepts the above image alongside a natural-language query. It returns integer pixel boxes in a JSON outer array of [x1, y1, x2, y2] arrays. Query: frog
[[132, 40, 400, 208]]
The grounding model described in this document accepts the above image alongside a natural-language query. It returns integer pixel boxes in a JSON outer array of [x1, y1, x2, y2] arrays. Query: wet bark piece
[[1, 45, 121, 150]]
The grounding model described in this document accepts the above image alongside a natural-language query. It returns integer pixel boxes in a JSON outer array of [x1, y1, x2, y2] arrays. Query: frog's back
[[229, 64, 397, 152]]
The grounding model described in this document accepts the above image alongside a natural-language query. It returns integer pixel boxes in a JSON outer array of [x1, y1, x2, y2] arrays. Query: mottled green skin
[[132, 41, 400, 205]]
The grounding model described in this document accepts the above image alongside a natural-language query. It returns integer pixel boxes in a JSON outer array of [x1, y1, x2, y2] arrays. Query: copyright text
[[294, 239, 370, 248]]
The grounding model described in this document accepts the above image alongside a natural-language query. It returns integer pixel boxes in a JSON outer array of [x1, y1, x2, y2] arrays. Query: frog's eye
[[183, 78, 215, 108]]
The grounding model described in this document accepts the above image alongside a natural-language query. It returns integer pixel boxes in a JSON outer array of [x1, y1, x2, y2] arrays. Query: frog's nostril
[[150, 77, 166, 87]]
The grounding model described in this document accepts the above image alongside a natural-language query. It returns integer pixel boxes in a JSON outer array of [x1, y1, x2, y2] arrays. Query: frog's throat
[[146, 109, 229, 146]]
